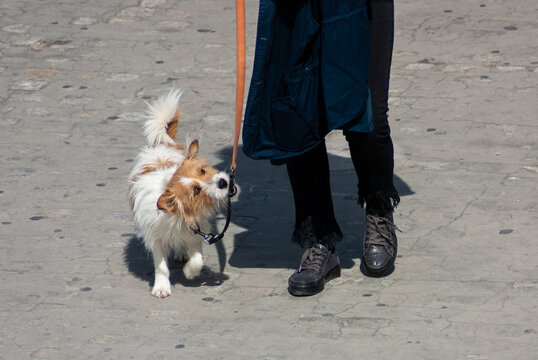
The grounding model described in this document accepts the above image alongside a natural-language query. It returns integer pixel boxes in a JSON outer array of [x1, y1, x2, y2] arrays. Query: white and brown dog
[[129, 89, 231, 298]]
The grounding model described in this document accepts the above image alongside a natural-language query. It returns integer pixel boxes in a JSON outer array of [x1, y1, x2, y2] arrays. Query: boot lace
[[299, 246, 327, 272], [364, 214, 401, 247]]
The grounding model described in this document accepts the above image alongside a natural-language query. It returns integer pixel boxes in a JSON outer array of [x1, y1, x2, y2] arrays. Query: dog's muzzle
[[192, 171, 237, 245]]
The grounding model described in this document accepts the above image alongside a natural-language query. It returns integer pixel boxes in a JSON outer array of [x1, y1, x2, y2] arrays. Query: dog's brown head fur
[[157, 140, 228, 226]]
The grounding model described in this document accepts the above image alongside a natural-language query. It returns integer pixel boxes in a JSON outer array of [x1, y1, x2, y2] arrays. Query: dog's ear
[[157, 190, 176, 212], [187, 140, 199, 158]]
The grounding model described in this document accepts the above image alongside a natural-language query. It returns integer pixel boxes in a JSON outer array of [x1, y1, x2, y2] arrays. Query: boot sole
[[362, 261, 395, 277], [362, 249, 397, 277], [288, 265, 341, 297]]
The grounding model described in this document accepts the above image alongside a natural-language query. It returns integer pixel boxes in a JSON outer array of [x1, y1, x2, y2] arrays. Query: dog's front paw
[[151, 281, 172, 298], [183, 252, 203, 280]]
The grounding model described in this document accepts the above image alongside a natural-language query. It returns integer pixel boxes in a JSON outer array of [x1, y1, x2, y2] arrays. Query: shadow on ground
[[123, 144, 414, 287], [123, 235, 230, 289]]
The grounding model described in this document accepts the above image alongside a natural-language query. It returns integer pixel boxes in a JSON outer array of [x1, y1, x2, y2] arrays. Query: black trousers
[[286, 0, 399, 248]]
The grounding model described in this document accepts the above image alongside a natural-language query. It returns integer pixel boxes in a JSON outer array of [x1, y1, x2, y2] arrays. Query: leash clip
[[192, 224, 224, 245]]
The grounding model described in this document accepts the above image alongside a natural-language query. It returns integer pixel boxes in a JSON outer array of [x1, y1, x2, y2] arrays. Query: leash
[[192, 180, 236, 245], [193, 0, 245, 245]]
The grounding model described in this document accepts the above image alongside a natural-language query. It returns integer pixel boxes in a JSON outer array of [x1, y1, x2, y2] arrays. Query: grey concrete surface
[[1, 0, 537, 359]]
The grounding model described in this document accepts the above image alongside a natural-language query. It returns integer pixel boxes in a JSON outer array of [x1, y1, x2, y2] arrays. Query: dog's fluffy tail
[[143, 88, 183, 146]]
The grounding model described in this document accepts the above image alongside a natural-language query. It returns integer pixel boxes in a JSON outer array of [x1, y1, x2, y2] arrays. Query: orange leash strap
[[232, 0, 246, 174], [191, 0, 245, 244]]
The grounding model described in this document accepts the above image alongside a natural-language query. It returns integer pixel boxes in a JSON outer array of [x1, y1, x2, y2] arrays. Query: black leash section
[[192, 169, 237, 245]]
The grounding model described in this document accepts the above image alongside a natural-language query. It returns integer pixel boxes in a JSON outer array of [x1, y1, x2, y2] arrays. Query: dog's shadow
[[123, 143, 414, 287], [123, 235, 229, 288]]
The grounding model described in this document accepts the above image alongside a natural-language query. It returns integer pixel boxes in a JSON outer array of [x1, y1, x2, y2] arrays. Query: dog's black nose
[[218, 178, 228, 189]]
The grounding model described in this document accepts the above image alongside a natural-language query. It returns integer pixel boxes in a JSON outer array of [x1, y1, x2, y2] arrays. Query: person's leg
[[286, 141, 342, 249], [346, 0, 400, 276], [286, 141, 342, 295]]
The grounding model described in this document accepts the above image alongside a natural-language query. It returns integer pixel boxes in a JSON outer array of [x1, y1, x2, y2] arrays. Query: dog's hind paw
[[175, 254, 189, 263], [151, 282, 172, 298]]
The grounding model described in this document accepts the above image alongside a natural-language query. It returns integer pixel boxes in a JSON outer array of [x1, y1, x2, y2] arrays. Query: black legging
[[287, 0, 399, 248]]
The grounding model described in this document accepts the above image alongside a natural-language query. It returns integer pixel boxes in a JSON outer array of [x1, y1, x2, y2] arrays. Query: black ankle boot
[[288, 244, 341, 296], [362, 209, 400, 277]]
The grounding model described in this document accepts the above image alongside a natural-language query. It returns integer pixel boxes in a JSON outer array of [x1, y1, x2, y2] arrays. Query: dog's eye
[[200, 168, 206, 175], [193, 186, 202, 196]]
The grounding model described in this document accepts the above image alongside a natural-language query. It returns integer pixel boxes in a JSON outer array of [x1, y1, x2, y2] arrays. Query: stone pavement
[[1, 0, 537, 358]]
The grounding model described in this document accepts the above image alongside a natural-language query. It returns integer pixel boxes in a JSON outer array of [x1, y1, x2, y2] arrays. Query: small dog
[[128, 89, 231, 298]]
